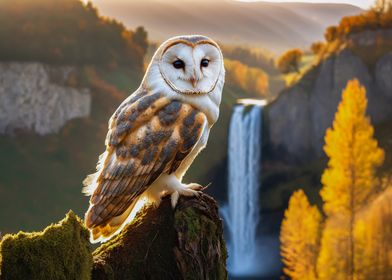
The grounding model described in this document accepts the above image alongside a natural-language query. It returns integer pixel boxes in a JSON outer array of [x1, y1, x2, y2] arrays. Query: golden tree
[[318, 79, 385, 280], [277, 49, 303, 74], [354, 184, 392, 280], [317, 216, 350, 280], [224, 59, 269, 96], [280, 189, 322, 280], [374, 0, 392, 14]]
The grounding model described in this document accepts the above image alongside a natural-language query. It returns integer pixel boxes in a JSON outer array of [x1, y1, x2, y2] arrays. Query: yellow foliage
[[280, 79, 390, 280], [280, 189, 321, 280], [224, 59, 269, 97], [317, 217, 350, 280], [354, 186, 392, 280], [321, 79, 385, 216], [324, 5, 392, 43], [318, 79, 385, 280]]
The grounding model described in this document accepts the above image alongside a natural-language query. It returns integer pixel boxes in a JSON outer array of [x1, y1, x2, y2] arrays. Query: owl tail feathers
[[85, 199, 139, 243]]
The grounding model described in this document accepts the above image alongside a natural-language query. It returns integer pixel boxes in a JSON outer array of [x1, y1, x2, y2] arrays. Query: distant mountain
[[92, 0, 362, 53]]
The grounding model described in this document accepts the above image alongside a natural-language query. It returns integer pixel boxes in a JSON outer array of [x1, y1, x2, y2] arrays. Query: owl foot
[[186, 183, 204, 191], [170, 183, 203, 208]]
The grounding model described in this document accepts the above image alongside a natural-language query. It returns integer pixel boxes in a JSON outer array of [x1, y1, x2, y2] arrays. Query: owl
[[83, 35, 225, 243]]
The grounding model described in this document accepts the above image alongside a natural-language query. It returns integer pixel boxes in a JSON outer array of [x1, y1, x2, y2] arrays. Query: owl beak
[[190, 77, 197, 88]]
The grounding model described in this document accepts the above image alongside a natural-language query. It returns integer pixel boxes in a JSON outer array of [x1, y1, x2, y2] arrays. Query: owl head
[[144, 35, 225, 96]]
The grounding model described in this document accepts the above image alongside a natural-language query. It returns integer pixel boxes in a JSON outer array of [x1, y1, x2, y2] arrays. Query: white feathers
[[143, 36, 225, 126], [82, 150, 109, 196]]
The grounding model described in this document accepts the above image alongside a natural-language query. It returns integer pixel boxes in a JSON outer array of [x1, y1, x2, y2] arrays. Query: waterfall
[[223, 102, 263, 276]]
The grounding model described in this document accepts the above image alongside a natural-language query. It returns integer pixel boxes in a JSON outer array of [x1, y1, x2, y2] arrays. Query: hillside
[[0, 0, 264, 233], [92, 0, 362, 53]]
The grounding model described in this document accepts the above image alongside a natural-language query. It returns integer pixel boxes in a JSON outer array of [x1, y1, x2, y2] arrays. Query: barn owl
[[83, 35, 225, 243]]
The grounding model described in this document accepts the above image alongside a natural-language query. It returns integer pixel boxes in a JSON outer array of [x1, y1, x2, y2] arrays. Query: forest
[[0, 0, 147, 69]]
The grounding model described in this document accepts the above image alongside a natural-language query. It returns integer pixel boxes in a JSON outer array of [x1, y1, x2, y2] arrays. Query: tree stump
[[92, 193, 228, 280], [0, 193, 227, 280]]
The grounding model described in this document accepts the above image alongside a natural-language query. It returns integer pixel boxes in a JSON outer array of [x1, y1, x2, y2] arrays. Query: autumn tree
[[280, 189, 322, 280], [225, 59, 269, 97], [317, 216, 350, 280], [317, 79, 385, 280], [354, 181, 392, 280], [311, 42, 324, 55], [133, 26, 148, 53], [374, 0, 392, 14], [277, 49, 303, 74], [324, 26, 338, 42]]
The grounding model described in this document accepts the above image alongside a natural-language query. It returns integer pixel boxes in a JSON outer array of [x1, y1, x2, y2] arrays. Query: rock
[[267, 49, 392, 160], [0, 62, 91, 135], [375, 52, 392, 98], [347, 28, 392, 47], [267, 81, 313, 158], [92, 193, 228, 280], [0, 211, 93, 280]]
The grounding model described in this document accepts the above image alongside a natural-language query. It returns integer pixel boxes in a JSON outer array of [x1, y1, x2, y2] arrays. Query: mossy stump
[[92, 193, 228, 280], [0, 211, 92, 280]]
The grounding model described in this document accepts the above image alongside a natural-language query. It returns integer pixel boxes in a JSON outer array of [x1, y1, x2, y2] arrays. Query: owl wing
[[84, 91, 207, 230]]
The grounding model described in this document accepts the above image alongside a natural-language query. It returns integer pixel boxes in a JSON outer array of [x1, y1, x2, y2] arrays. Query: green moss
[[0, 211, 92, 280], [175, 208, 202, 241], [92, 195, 227, 280], [174, 197, 228, 280], [92, 201, 181, 280]]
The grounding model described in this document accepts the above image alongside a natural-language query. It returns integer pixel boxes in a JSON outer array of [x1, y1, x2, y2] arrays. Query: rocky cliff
[[266, 31, 392, 160], [0, 62, 91, 135]]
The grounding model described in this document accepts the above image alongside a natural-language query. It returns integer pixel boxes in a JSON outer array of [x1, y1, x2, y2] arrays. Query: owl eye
[[173, 59, 185, 69], [200, 58, 209, 67]]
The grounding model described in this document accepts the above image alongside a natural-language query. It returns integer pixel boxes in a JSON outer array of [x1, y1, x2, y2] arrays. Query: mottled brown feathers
[[85, 92, 207, 238]]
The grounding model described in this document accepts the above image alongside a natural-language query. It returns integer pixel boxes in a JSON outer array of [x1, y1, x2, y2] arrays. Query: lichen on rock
[[0, 211, 92, 280]]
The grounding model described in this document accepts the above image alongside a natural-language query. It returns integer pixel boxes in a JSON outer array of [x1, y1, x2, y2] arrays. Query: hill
[[92, 0, 362, 53], [0, 0, 264, 233]]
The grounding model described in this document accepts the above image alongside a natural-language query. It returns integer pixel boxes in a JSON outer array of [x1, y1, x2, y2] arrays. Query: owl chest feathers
[[108, 86, 217, 177]]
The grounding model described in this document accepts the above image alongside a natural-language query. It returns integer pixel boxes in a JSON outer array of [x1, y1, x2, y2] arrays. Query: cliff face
[[267, 32, 392, 160], [0, 62, 91, 135]]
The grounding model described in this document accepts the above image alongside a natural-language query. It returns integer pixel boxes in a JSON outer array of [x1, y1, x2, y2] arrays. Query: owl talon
[[186, 183, 204, 191], [171, 191, 180, 208], [178, 187, 200, 197]]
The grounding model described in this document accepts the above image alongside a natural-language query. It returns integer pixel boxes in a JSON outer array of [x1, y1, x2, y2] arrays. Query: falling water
[[223, 102, 263, 276]]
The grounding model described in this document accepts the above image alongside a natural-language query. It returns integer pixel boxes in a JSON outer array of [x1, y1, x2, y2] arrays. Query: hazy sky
[[87, 0, 374, 10], [248, 0, 373, 9]]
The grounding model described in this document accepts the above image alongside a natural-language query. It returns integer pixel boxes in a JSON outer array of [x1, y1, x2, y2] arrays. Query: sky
[[239, 0, 373, 9], [86, 0, 374, 10]]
